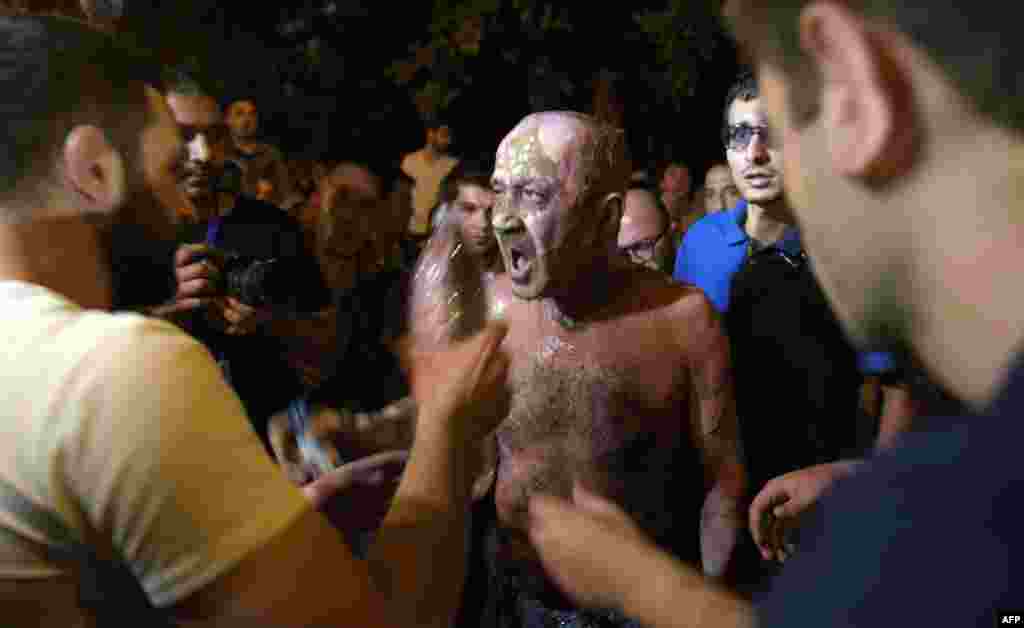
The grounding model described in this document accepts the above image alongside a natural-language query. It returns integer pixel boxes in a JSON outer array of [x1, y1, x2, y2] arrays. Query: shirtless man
[[412, 112, 746, 626]]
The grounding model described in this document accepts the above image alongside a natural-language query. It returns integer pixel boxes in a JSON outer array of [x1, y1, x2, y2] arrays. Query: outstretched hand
[[397, 321, 510, 446], [748, 460, 860, 562], [527, 484, 660, 611]]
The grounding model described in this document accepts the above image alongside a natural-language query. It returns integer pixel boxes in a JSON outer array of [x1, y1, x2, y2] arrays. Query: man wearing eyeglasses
[[674, 72, 915, 592], [618, 183, 676, 274]]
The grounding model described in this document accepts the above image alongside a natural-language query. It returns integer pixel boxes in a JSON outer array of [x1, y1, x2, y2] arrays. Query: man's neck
[[908, 132, 1024, 408], [542, 255, 619, 328], [0, 215, 112, 310], [744, 201, 790, 244]]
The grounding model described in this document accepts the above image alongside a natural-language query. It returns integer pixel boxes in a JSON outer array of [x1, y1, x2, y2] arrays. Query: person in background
[[618, 183, 675, 275], [157, 70, 332, 451], [402, 117, 459, 242], [702, 163, 741, 214], [0, 15, 511, 628], [225, 98, 291, 207], [659, 160, 703, 246]]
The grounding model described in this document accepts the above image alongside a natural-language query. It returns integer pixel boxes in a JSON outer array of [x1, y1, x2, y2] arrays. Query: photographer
[[152, 70, 332, 450]]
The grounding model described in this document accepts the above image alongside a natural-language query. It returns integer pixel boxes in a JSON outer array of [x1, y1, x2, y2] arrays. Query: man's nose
[[746, 133, 770, 165], [491, 201, 523, 235]]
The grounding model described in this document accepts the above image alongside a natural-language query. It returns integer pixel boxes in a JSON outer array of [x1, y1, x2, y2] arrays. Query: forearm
[[364, 404, 473, 628], [700, 466, 745, 580], [619, 541, 754, 628], [351, 397, 417, 453]]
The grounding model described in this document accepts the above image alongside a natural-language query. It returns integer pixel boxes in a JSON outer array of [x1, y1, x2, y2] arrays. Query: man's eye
[[524, 189, 546, 202]]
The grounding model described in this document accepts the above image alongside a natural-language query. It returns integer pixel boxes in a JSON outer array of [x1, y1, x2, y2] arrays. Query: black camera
[[218, 253, 298, 309], [196, 248, 299, 309]]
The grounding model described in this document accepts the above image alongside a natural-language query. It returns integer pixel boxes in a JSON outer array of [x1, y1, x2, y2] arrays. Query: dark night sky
[[130, 1, 741, 179]]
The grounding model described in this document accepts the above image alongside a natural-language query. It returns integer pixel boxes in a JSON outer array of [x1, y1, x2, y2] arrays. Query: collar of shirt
[[721, 199, 803, 257]]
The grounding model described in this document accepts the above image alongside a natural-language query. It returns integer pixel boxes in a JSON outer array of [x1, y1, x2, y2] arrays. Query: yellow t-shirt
[[0, 281, 308, 613]]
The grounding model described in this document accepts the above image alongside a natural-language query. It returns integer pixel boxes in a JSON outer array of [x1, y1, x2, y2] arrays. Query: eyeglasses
[[722, 123, 775, 151], [621, 226, 670, 263]]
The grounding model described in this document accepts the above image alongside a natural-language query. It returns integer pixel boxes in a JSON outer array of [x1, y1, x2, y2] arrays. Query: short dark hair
[[725, 2, 1024, 134], [721, 71, 759, 145], [0, 15, 157, 217], [439, 155, 494, 206]]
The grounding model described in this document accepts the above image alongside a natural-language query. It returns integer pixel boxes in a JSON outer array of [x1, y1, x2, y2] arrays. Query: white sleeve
[[59, 321, 309, 607]]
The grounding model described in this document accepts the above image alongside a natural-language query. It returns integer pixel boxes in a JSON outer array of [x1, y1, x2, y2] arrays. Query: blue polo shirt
[[673, 200, 893, 374]]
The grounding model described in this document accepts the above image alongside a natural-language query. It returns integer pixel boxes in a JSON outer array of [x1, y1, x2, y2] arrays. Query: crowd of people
[[0, 3, 1020, 627]]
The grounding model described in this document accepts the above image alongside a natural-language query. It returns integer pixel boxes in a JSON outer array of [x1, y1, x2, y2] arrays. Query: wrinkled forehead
[[494, 115, 594, 185]]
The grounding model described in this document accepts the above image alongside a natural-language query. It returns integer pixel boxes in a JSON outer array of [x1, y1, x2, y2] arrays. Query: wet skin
[[410, 113, 737, 590]]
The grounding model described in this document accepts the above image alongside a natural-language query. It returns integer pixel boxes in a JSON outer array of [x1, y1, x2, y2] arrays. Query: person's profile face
[[454, 182, 496, 258], [105, 87, 189, 308], [166, 92, 229, 202]]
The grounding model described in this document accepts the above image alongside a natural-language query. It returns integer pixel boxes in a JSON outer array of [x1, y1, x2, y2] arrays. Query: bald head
[[494, 111, 628, 204], [619, 187, 673, 272], [491, 112, 632, 299]]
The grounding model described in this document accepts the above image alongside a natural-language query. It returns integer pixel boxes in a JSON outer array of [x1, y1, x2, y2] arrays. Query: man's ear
[[600, 192, 624, 240], [800, 2, 918, 182], [62, 125, 127, 215]]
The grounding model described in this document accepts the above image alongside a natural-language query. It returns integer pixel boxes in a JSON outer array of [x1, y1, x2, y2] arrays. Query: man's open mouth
[[745, 172, 776, 188], [502, 236, 536, 282]]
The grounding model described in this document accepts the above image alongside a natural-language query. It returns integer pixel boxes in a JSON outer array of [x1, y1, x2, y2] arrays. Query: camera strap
[[204, 217, 232, 381], [205, 217, 224, 249]]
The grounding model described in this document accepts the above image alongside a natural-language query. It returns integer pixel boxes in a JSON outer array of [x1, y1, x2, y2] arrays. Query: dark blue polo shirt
[[758, 354, 1024, 627], [673, 200, 893, 375]]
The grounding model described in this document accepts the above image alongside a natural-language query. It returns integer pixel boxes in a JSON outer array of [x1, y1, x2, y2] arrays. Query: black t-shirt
[[726, 246, 866, 497], [758, 355, 1024, 627], [178, 196, 330, 444]]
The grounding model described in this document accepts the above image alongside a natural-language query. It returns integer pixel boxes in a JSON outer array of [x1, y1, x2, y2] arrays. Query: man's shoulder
[[682, 207, 737, 245], [614, 266, 715, 324], [81, 311, 210, 370]]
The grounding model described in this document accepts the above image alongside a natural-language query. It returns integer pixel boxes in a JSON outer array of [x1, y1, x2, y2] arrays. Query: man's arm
[[180, 324, 506, 627], [528, 487, 754, 628], [682, 294, 746, 581]]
